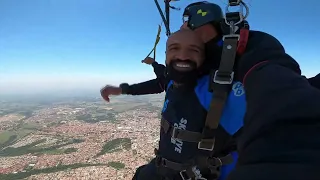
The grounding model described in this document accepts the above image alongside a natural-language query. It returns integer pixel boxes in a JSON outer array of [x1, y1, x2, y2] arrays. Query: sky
[[0, 0, 319, 94]]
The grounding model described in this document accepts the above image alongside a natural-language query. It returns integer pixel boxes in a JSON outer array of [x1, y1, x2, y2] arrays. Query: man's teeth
[[176, 63, 190, 68]]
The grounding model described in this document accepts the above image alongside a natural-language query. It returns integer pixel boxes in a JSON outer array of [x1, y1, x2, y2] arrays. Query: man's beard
[[166, 59, 198, 85]]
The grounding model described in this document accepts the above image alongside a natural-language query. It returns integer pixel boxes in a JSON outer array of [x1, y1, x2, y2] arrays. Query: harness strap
[[196, 153, 234, 168], [155, 148, 234, 180], [197, 38, 238, 152], [198, 17, 249, 153], [156, 156, 190, 171], [161, 118, 202, 142]]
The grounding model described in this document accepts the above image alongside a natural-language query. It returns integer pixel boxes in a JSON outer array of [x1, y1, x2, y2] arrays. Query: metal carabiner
[[224, 1, 249, 26]]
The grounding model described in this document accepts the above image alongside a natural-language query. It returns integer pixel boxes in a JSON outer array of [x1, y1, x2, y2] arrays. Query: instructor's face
[[180, 22, 217, 43], [166, 29, 205, 72]]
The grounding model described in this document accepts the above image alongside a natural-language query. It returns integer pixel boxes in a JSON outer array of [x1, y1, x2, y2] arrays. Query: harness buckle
[[179, 170, 192, 180], [223, 34, 240, 41], [228, 0, 242, 6], [213, 70, 234, 85], [196, 177, 208, 180], [208, 157, 223, 167], [225, 1, 249, 26], [171, 126, 179, 139], [198, 138, 215, 151], [155, 156, 167, 167]]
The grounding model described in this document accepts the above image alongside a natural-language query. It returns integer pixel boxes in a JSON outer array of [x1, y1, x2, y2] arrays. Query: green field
[[76, 113, 117, 123], [0, 163, 107, 180], [0, 138, 83, 157], [107, 161, 125, 170], [96, 138, 132, 156], [19, 122, 40, 130], [109, 102, 147, 112], [0, 131, 17, 144], [0, 120, 43, 149], [0, 129, 34, 149]]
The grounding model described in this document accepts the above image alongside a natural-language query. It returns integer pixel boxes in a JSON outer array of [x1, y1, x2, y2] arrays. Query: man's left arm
[[152, 62, 166, 79], [121, 78, 167, 95]]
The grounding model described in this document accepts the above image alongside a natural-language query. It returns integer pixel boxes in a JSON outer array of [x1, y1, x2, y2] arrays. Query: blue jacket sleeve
[[126, 78, 168, 95]]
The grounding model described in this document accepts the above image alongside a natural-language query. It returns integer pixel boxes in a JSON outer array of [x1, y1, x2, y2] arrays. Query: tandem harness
[[154, 1, 250, 180]]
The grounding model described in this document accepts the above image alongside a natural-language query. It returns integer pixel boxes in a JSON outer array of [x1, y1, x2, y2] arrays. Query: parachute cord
[[145, 24, 162, 60], [154, 0, 170, 36], [165, 0, 170, 36], [154, 0, 180, 36]]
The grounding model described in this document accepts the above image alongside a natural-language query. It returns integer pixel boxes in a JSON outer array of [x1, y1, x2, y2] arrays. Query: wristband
[[119, 83, 129, 94]]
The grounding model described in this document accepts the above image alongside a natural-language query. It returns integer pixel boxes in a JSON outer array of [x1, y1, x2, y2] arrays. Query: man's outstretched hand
[[142, 57, 155, 65], [100, 85, 122, 102]]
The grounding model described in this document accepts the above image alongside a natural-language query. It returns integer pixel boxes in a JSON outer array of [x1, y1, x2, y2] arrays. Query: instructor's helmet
[[182, 1, 224, 73], [183, 1, 224, 35], [180, 1, 250, 74]]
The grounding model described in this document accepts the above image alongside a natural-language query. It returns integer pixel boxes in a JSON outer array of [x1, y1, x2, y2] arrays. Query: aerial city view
[[0, 93, 164, 180], [1, 0, 319, 180]]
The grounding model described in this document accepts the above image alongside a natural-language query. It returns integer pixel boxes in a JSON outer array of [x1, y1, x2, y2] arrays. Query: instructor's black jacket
[[226, 31, 320, 180], [308, 73, 320, 89]]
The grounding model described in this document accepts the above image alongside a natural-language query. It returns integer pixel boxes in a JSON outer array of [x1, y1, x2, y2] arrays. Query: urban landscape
[[0, 93, 164, 180]]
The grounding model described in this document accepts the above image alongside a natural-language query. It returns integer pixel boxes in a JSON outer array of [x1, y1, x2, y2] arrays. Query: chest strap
[[155, 148, 233, 180], [161, 118, 202, 142]]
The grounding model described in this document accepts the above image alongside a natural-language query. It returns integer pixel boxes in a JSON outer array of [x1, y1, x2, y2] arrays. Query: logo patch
[[232, 82, 245, 96]]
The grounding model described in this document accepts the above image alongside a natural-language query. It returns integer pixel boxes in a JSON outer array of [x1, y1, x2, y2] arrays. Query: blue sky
[[0, 0, 319, 94]]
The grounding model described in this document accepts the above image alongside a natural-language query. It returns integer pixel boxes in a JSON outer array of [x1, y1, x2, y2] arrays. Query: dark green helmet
[[183, 1, 223, 30]]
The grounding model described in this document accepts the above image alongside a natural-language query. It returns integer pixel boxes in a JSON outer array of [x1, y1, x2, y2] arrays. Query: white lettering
[[174, 147, 181, 153], [192, 166, 204, 180], [180, 118, 187, 125], [171, 118, 188, 154]]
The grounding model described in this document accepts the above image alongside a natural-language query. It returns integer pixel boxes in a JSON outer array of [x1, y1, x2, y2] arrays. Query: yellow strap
[[146, 24, 161, 60]]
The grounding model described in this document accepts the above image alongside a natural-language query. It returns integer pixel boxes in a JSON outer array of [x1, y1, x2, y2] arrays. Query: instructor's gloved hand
[[236, 31, 301, 83], [100, 85, 122, 102]]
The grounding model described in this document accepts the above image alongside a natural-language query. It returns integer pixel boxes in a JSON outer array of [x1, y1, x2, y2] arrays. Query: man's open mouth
[[173, 62, 195, 72]]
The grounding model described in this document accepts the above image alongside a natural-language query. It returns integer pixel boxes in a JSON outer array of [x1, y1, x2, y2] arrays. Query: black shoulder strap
[[198, 2, 249, 153], [198, 35, 238, 152]]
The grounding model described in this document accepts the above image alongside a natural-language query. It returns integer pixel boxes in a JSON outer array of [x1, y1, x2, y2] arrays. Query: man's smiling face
[[165, 29, 205, 72]]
